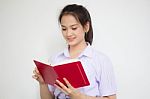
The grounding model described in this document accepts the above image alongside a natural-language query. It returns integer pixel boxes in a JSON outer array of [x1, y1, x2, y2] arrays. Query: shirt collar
[[63, 43, 93, 58]]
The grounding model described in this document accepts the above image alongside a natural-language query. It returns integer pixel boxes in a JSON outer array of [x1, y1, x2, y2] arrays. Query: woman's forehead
[[60, 15, 81, 27]]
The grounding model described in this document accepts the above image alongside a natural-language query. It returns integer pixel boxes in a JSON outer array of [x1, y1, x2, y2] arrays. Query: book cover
[[33, 59, 90, 88]]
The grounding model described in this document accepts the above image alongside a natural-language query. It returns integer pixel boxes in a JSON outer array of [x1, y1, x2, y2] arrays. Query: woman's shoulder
[[90, 47, 113, 70], [90, 46, 110, 61]]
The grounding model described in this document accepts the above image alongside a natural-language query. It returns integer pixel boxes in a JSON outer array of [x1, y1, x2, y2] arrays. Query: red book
[[33, 59, 90, 88]]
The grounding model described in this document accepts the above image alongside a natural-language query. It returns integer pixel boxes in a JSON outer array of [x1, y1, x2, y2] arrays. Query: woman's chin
[[67, 41, 77, 46]]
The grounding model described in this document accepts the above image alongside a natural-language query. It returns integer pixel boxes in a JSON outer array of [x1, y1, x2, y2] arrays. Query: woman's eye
[[62, 28, 66, 31], [72, 27, 77, 30]]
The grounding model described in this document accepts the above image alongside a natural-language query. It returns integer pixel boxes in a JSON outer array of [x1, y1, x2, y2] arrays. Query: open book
[[33, 59, 90, 88]]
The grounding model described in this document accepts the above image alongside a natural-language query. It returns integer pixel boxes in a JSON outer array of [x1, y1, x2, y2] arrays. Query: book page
[[51, 59, 80, 66]]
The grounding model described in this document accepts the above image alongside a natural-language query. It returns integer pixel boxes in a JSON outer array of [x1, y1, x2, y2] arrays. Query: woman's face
[[60, 14, 86, 47]]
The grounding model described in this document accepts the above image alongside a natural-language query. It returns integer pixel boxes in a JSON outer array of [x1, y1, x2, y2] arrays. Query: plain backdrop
[[0, 0, 150, 99]]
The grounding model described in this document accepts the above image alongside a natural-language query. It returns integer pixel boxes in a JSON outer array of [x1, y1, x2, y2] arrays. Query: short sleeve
[[98, 56, 117, 96]]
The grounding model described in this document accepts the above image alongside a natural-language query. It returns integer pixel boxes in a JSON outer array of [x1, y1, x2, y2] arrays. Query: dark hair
[[58, 4, 93, 45]]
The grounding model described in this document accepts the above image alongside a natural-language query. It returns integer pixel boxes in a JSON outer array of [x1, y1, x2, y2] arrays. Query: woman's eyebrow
[[61, 25, 66, 27], [61, 24, 79, 27]]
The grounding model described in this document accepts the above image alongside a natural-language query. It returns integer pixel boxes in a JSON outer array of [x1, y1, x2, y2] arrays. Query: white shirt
[[48, 44, 117, 99]]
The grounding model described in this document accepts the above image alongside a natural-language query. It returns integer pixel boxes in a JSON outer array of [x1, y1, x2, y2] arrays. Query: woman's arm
[[39, 84, 54, 99], [55, 78, 116, 99], [86, 94, 116, 99], [33, 67, 54, 99], [103, 95, 116, 99]]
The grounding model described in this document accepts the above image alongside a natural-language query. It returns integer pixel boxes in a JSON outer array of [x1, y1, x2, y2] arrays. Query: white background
[[0, 0, 150, 99]]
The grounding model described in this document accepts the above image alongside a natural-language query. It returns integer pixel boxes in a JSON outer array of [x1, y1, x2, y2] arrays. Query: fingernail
[[56, 80, 59, 82], [63, 78, 66, 80]]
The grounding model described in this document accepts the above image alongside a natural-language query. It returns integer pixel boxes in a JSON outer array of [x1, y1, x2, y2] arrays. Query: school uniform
[[48, 44, 117, 99]]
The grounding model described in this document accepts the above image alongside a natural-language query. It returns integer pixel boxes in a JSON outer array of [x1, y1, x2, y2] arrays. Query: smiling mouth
[[67, 37, 76, 42]]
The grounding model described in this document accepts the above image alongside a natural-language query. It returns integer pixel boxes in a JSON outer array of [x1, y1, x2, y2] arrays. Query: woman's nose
[[66, 29, 73, 36]]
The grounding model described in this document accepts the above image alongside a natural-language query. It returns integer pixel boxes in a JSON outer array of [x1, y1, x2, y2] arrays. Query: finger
[[35, 67, 40, 74], [33, 68, 40, 76], [56, 80, 69, 91], [32, 75, 39, 80], [33, 69, 37, 75], [56, 80, 76, 96], [54, 84, 68, 95], [63, 78, 73, 89]]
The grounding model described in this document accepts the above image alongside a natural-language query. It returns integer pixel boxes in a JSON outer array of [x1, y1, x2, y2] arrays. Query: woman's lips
[[67, 37, 76, 42]]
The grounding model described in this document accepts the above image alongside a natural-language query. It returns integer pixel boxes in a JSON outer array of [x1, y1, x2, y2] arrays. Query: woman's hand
[[32, 67, 45, 85], [54, 78, 87, 99]]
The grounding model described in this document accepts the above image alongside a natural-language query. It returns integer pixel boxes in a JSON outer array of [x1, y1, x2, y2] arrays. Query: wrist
[[39, 82, 47, 86]]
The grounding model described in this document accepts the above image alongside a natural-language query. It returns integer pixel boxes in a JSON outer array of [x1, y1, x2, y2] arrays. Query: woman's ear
[[84, 22, 90, 33]]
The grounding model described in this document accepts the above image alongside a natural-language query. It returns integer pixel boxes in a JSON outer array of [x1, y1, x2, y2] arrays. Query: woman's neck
[[69, 41, 87, 58]]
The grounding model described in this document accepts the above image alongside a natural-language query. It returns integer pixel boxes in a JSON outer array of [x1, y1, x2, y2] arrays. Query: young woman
[[33, 4, 117, 99]]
